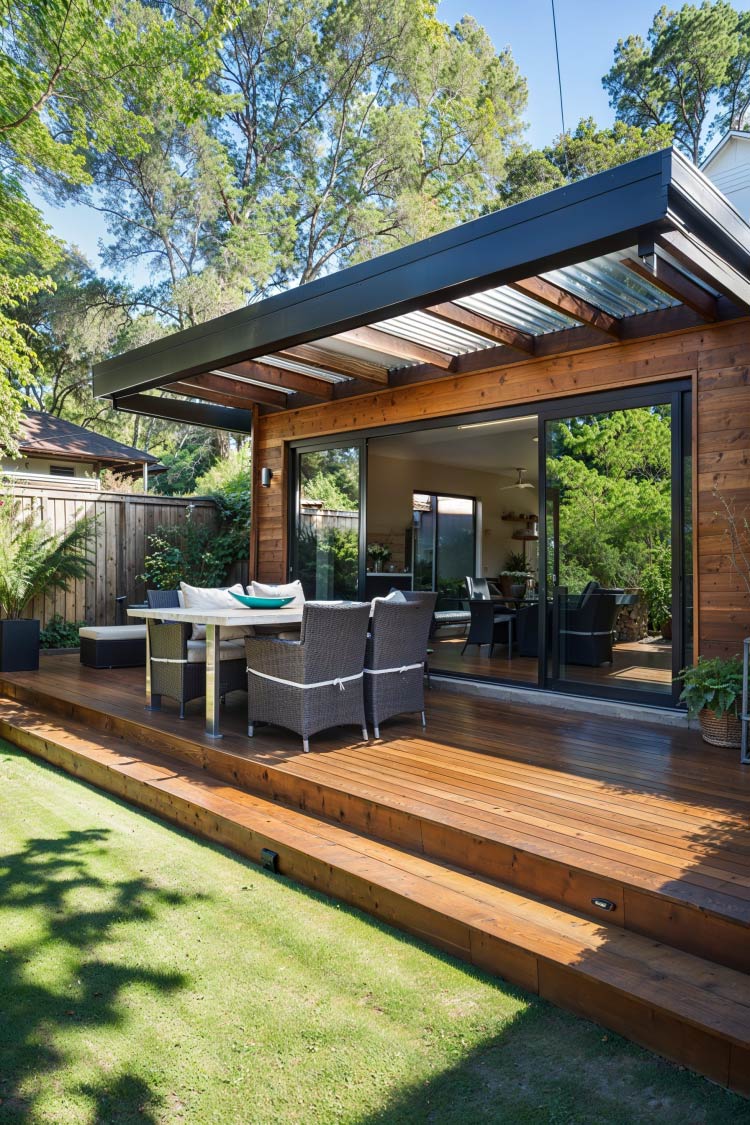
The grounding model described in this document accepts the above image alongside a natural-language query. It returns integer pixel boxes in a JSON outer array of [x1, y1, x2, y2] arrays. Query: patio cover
[[92, 148, 750, 433]]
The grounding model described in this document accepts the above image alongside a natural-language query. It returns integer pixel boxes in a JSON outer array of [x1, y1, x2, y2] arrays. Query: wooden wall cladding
[[252, 318, 750, 658]]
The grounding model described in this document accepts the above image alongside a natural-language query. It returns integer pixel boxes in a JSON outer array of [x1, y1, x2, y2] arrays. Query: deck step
[[1, 674, 747, 974], [1, 698, 748, 1096]]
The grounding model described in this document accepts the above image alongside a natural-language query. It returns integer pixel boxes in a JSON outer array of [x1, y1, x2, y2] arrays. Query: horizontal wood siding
[[10, 486, 248, 628], [253, 318, 750, 658]]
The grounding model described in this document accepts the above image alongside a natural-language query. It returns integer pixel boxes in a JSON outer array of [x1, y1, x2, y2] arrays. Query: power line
[[550, 0, 570, 178]]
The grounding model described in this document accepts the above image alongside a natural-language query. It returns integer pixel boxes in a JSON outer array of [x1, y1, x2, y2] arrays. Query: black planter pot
[[0, 618, 40, 671]]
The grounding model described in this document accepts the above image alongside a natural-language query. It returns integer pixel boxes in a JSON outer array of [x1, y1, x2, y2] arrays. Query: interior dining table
[[128, 604, 305, 738]]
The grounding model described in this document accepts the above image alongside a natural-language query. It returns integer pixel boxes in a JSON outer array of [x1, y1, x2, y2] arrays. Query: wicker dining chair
[[401, 590, 438, 690], [365, 597, 434, 738], [245, 601, 371, 753], [145, 588, 247, 718]]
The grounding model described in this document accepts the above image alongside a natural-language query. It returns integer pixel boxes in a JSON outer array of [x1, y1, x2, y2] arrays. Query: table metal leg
[[205, 623, 222, 739], [741, 636, 749, 765], [144, 622, 161, 711]]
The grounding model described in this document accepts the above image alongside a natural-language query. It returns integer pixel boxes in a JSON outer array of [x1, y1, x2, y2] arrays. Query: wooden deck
[[1, 654, 749, 1094]]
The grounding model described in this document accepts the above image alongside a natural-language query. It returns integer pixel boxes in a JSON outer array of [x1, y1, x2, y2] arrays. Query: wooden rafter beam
[[621, 255, 718, 321], [333, 325, 454, 369], [376, 301, 719, 394], [171, 371, 288, 409], [278, 344, 388, 385], [220, 359, 334, 399], [423, 301, 535, 354], [656, 229, 750, 313], [508, 276, 621, 338], [169, 381, 264, 411]]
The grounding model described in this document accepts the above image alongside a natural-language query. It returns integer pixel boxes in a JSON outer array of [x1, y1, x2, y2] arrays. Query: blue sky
[[34, 0, 750, 276]]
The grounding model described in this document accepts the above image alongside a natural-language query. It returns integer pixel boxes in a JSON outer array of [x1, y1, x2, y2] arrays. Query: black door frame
[[536, 379, 692, 706]]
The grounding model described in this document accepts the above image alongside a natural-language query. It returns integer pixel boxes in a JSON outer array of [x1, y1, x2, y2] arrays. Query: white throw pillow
[[179, 582, 249, 640], [249, 579, 306, 607]]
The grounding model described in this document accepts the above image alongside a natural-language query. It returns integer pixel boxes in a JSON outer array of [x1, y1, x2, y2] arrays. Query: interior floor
[[429, 628, 673, 692]]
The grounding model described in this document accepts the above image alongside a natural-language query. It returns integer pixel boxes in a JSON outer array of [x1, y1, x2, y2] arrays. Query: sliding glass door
[[287, 382, 693, 707], [291, 441, 365, 600], [540, 384, 692, 703]]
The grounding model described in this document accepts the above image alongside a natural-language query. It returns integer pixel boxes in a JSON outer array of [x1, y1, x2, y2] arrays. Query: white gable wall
[[701, 132, 750, 220]]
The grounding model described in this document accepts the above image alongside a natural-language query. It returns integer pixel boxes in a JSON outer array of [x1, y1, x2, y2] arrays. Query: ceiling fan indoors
[[498, 468, 534, 491]]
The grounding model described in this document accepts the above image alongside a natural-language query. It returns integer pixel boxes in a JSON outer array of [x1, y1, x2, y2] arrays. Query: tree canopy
[[603, 1, 750, 162], [547, 407, 674, 627], [79, 1, 527, 330], [498, 117, 674, 207], [2, 0, 738, 479]]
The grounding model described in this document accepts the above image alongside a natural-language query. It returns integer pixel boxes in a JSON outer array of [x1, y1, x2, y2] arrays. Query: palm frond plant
[[0, 495, 96, 620]]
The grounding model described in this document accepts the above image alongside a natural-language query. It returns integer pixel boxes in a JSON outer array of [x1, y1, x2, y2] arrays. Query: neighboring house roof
[[17, 411, 164, 475], [700, 129, 750, 170]]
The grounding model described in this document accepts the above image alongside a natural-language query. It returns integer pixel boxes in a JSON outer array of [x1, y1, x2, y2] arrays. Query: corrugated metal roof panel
[[373, 310, 495, 354], [259, 248, 708, 384], [546, 252, 680, 317], [455, 287, 580, 334], [256, 355, 346, 383]]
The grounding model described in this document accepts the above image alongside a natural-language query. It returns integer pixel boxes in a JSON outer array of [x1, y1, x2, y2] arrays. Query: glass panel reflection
[[297, 446, 360, 600]]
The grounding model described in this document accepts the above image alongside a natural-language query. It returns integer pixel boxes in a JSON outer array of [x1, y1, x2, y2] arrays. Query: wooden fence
[[13, 482, 249, 627]]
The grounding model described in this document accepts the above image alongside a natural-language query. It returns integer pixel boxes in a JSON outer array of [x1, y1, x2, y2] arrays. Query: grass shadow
[[0, 825, 195, 1123]]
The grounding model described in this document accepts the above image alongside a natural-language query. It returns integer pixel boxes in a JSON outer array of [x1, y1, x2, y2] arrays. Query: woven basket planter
[[698, 708, 742, 748]]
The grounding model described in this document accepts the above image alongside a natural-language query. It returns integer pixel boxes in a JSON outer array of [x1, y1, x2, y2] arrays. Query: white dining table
[[128, 604, 305, 738]]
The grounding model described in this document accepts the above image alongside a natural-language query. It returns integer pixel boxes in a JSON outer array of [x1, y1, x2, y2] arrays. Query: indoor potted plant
[[499, 550, 531, 598], [0, 495, 96, 671], [677, 655, 744, 748], [367, 542, 391, 573]]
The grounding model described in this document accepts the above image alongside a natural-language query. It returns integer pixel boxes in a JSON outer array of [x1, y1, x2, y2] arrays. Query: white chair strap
[[247, 668, 363, 691], [151, 657, 187, 665], [364, 662, 424, 676]]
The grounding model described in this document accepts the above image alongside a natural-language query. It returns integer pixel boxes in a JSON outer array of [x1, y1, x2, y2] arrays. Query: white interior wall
[[366, 447, 539, 579]]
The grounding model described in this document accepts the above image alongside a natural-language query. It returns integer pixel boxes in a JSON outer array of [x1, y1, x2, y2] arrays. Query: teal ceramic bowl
[[229, 592, 296, 610]]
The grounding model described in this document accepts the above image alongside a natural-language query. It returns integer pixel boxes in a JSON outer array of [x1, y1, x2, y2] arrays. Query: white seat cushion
[[179, 582, 249, 640], [79, 625, 146, 641], [372, 589, 407, 608], [185, 639, 247, 664], [249, 579, 305, 607]]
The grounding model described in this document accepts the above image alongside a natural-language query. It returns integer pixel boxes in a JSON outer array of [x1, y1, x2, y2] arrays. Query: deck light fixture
[[260, 848, 279, 873]]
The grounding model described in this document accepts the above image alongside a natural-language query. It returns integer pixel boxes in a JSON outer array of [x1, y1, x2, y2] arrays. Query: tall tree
[[0, 0, 229, 450], [497, 118, 673, 208], [603, 1, 745, 163], [80, 1, 527, 329]]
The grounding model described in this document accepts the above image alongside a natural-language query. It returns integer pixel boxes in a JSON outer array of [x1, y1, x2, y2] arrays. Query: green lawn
[[0, 742, 747, 1125]]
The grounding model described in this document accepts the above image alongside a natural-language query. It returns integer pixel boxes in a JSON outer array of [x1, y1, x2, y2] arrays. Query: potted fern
[[0, 495, 96, 671], [677, 656, 743, 748]]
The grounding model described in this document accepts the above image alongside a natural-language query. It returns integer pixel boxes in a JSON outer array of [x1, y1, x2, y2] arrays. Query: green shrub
[[40, 614, 85, 649], [296, 525, 358, 599], [639, 551, 672, 632], [142, 454, 251, 590], [142, 519, 241, 590]]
